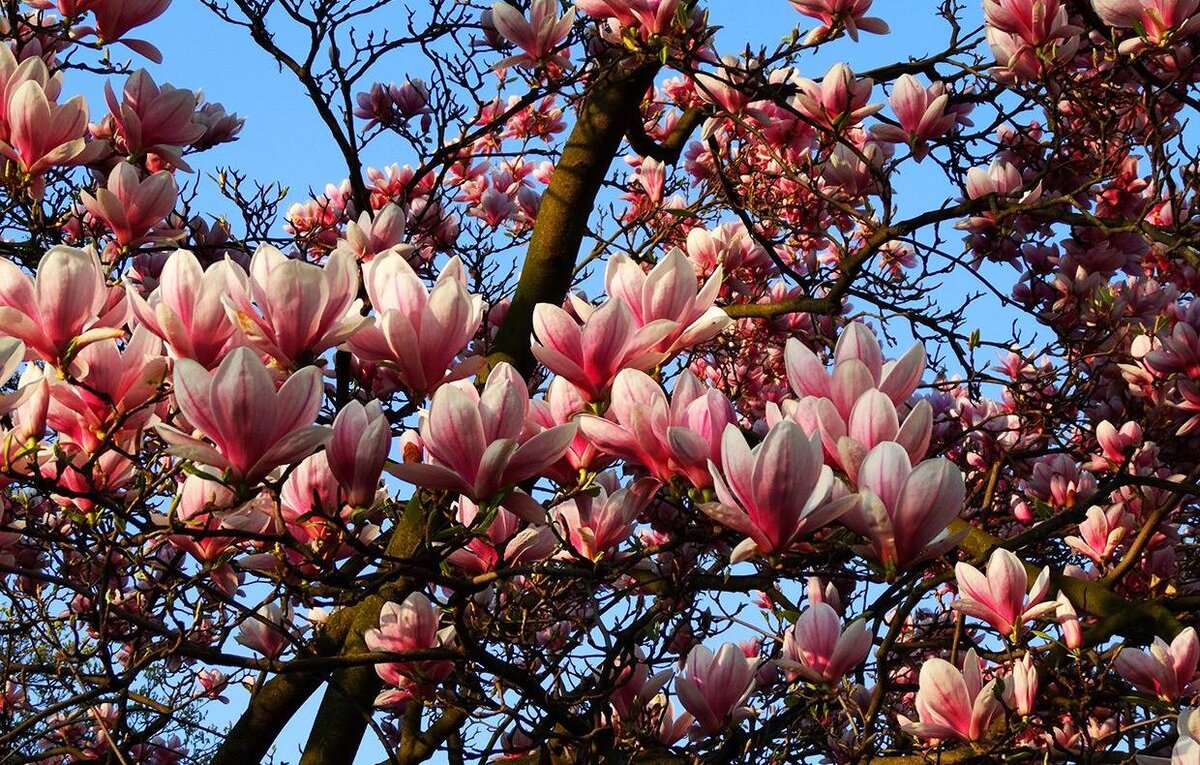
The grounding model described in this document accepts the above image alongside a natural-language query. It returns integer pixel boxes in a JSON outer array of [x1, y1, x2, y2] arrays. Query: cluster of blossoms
[[0, 0, 1198, 763]]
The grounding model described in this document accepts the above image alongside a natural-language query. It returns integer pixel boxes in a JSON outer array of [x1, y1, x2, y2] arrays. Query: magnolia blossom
[[490, 0, 574, 70], [126, 248, 247, 369], [1137, 708, 1200, 765], [872, 75, 971, 160], [842, 442, 965, 569], [365, 593, 456, 706], [235, 602, 293, 658], [899, 649, 1010, 742], [788, 0, 888, 43], [675, 643, 756, 735], [348, 253, 484, 396], [445, 495, 557, 575], [577, 369, 735, 488], [0, 245, 127, 365], [387, 363, 576, 501], [1013, 653, 1038, 717], [80, 161, 178, 247], [531, 298, 677, 402], [1115, 627, 1200, 702], [604, 249, 732, 356], [952, 547, 1057, 640], [701, 421, 853, 562], [554, 474, 659, 561], [326, 400, 391, 508], [778, 603, 872, 684], [157, 347, 329, 483], [1093, 0, 1200, 53], [224, 245, 367, 368]]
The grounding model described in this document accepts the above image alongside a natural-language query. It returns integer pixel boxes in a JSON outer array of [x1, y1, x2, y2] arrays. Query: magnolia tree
[[0, 0, 1199, 762]]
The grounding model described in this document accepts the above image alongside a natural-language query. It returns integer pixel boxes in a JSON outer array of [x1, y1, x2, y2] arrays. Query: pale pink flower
[[785, 324, 926, 416], [1056, 593, 1084, 649], [1013, 653, 1038, 717], [337, 204, 413, 262], [365, 593, 456, 705], [1, 79, 101, 194], [604, 249, 732, 356], [102, 70, 205, 169], [871, 75, 970, 161], [899, 649, 1010, 742], [1064, 505, 1129, 565], [126, 248, 248, 369], [491, 0, 574, 70], [327, 400, 391, 508], [952, 548, 1057, 640], [157, 347, 330, 483], [0, 245, 126, 365], [701, 421, 853, 561], [1093, 0, 1200, 52], [89, 0, 171, 61], [778, 603, 872, 684], [554, 473, 659, 561], [575, 0, 682, 36], [793, 63, 881, 131], [1115, 627, 1200, 702], [387, 363, 576, 501], [531, 298, 677, 402], [235, 602, 293, 658], [80, 161, 178, 247], [577, 369, 735, 488], [445, 495, 557, 575], [843, 442, 965, 569], [675, 643, 756, 735], [527, 375, 614, 480], [788, 0, 888, 43], [348, 253, 484, 396], [224, 245, 367, 368]]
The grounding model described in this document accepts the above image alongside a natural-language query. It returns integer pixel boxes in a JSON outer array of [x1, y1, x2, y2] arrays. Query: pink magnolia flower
[[577, 369, 735, 488], [445, 495, 557, 575], [675, 643, 756, 735], [1013, 653, 1038, 717], [1064, 505, 1129, 565], [102, 70, 205, 169], [157, 347, 330, 483], [1093, 0, 1200, 52], [604, 249, 732, 356], [952, 547, 1057, 640], [337, 204, 413, 262], [788, 0, 888, 43], [0, 245, 127, 365], [90, 0, 171, 61], [528, 375, 614, 480], [224, 246, 367, 368], [80, 161, 178, 247], [1056, 593, 1084, 649], [327, 400, 391, 508], [785, 324, 926, 417], [793, 63, 881, 132], [348, 253, 484, 396], [899, 649, 1010, 742], [491, 0, 575, 70], [701, 421, 853, 561], [235, 602, 293, 658], [47, 325, 166, 452], [554, 473, 659, 561], [1087, 419, 1142, 470], [387, 363, 576, 501], [842, 442, 965, 569], [1137, 708, 1200, 765], [365, 593, 456, 706], [1, 79, 101, 195], [871, 75, 970, 161], [984, 0, 1080, 80], [168, 473, 275, 568], [1115, 627, 1200, 702], [126, 248, 247, 368], [575, 0, 683, 36], [778, 602, 872, 684], [531, 298, 677, 402]]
